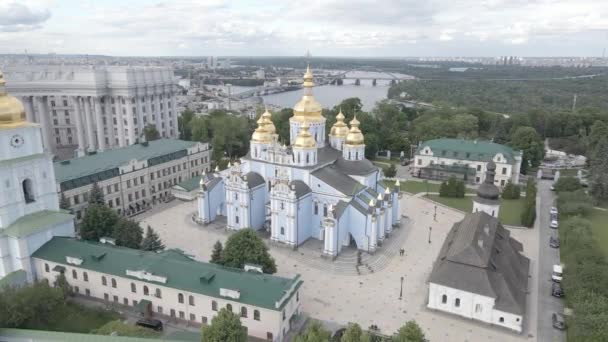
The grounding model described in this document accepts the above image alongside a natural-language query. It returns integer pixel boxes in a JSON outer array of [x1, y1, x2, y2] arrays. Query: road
[[536, 180, 566, 342]]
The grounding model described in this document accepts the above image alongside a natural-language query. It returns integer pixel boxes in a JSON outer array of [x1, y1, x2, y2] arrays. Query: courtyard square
[[139, 194, 539, 342]]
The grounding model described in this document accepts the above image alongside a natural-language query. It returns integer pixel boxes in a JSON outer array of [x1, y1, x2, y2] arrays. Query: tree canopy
[[393, 320, 426, 342], [141, 226, 165, 252], [293, 321, 332, 342], [219, 230, 277, 274], [200, 308, 247, 342]]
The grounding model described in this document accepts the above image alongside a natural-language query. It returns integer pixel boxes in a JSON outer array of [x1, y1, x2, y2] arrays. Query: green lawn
[[25, 302, 121, 333], [589, 208, 608, 257], [425, 195, 527, 226], [385, 180, 475, 194]]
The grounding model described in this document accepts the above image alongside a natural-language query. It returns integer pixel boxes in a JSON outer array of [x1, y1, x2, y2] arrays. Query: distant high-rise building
[[3, 65, 179, 158]]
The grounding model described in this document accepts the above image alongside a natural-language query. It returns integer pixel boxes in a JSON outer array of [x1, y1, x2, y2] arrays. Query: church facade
[[198, 67, 401, 257]]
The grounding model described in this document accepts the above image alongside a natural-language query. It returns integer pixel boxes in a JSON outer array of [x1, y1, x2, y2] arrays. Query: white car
[[550, 207, 558, 215], [552, 264, 563, 282], [550, 220, 559, 229]]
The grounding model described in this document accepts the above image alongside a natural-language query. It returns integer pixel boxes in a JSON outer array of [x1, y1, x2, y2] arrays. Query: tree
[[143, 124, 160, 141], [340, 323, 371, 342], [59, 192, 70, 210], [501, 181, 521, 199], [141, 226, 165, 252], [210, 240, 224, 264], [589, 137, 608, 200], [384, 164, 397, 178], [439, 177, 465, 198], [113, 218, 143, 249], [553, 176, 582, 192], [179, 109, 195, 140], [200, 308, 247, 342], [79, 204, 119, 241], [294, 321, 332, 342], [54, 272, 72, 299], [394, 320, 426, 342], [556, 190, 593, 217], [520, 178, 537, 227], [222, 230, 277, 274], [510, 126, 544, 168], [89, 182, 105, 206], [0, 280, 65, 328]]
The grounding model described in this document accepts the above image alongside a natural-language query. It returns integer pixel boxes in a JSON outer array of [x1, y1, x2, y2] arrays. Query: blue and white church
[[198, 67, 402, 257]]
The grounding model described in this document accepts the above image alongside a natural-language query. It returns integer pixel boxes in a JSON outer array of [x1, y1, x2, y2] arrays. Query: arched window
[[455, 298, 460, 307], [306, 153, 309, 163], [189, 295, 195, 306], [280, 227, 285, 235], [356, 151, 359, 160], [226, 303, 232, 312], [143, 286, 149, 295], [44, 263, 49, 272], [131, 282, 136, 293], [499, 317, 504, 323], [348, 151, 352, 159], [102, 276, 107, 286], [72, 270, 77, 279], [323, 204, 328, 217], [22, 179, 35, 203], [441, 295, 447, 304], [178, 293, 184, 304], [212, 301, 218, 311], [314, 203, 318, 215], [254, 310, 260, 321], [83, 272, 88, 282], [111, 278, 117, 288], [241, 307, 248, 318], [268, 181, 271, 192], [155, 288, 162, 298]]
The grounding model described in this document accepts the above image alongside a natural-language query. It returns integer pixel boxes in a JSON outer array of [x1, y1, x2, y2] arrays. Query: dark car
[[550, 236, 560, 248], [136, 318, 163, 331], [552, 282, 564, 298], [552, 313, 566, 330]]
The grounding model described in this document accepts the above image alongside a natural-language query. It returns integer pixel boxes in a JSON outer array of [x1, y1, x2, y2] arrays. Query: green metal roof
[[0, 328, 181, 341], [2, 210, 73, 238], [32, 237, 302, 311], [54, 139, 199, 185], [173, 176, 201, 192], [416, 139, 521, 163], [0, 270, 27, 288]]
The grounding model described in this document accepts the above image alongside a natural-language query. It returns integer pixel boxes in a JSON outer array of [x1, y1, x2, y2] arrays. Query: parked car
[[552, 264, 563, 282], [552, 282, 564, 297], [550, 236, 560, 248], [550, 219, 559, 229], [136, 318, 163, 331], [552, 313, 566, 330], [550, 207, 558, 215]]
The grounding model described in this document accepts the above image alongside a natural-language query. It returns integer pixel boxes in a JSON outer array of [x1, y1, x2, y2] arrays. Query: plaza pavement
[[139, 195, 539, 342]]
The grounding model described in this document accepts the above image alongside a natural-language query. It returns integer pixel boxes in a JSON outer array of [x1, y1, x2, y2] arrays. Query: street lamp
[[428, 226, 432, 244], [399, 276, 404, 300]]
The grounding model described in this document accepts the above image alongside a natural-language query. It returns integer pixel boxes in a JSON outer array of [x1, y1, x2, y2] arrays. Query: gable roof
[[416, 138, 521, 163], [311, 165, 366, 196], [334, 156, 378, 176], [2, 210, 73, 238], [243, 172, 265, 189], [429, 212, 530, 315], [289, 180, 312, 198], [32, 237, 302, 311]]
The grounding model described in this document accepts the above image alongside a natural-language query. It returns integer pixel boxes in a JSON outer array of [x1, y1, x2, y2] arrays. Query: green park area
[[425, 195, 527, 226], [385, 180, 475, 194], [589, 208, 608, 257], [24, 302, 120, 333]]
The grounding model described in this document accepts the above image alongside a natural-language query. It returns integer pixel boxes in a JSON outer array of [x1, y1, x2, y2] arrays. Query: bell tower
[[472, 161, 501, 217]]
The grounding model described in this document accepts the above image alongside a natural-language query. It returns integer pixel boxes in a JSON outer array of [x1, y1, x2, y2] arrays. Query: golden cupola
[[293, 121, 317, 148], [330, 108, 349, 137], [261, 107, 276, 135], [345, 115, 365, 145], [291, 65, 324, 122], [251, 116, 272, 143], [0, 70, 27, 128]]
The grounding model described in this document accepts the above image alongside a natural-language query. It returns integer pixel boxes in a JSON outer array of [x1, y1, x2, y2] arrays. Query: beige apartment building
[[33, 237, 303, 341], [54, 139, 211, 220]]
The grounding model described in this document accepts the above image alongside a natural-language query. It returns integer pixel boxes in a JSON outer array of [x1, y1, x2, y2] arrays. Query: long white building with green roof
[[412, 138, 523, 185], [54, 139, 211, 220], [32, 237, 303, 342]]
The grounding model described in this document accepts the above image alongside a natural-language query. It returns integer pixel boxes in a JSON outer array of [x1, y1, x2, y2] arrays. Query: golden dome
[[0, 70, 27, 128], [345, 115, 365, 145], [291, 64, 325, 123], [293, 122, 316, 149], [261, 108, 276, 134], [251, 116, 272, 143], [330, 108, 349, 137]]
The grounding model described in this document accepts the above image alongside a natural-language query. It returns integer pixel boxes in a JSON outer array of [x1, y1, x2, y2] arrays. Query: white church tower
[[0, 70, 75, 283], [290, 65, 326, 147], [292, 122, 317, 166], [343, 116, 365, 161], [472, 161, 501, 217], [329, 108, 349, 150]]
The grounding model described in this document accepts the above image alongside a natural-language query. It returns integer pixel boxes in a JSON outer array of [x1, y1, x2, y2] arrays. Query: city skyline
[[1, 0, 607, 58]]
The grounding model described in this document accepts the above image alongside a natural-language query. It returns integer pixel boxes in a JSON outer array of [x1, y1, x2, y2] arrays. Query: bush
[[92, 320, 160, 338], [554, 176, 582, 192], [501, 181, 521, 199], [520, 178, 537, 227], [384, 164, 397, 177], [439, 177, 465, 198], [557, 190, 593, 217]]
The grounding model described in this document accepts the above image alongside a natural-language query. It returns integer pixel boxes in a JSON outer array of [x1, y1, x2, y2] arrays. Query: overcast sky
[[1, 0, 607, 57]]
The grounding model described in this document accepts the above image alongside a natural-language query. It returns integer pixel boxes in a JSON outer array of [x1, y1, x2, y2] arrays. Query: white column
[[23, 96, 35, 122], [116, 96, 126, 147], [93, 97, 105, 151], [83, 96, 95, 152], [71, 96, 86, 156], [34, 96, 51, 151]]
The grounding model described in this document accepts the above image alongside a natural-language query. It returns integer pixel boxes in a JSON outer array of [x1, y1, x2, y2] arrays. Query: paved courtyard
[[140, 194, 539, 342]]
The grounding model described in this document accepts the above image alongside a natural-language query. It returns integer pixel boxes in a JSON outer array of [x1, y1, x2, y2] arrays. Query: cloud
[[0, 1, 51, 32]]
